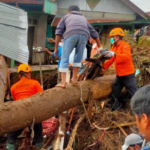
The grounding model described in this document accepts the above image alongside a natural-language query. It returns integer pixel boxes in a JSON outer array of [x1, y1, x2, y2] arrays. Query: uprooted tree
[[0, 75, 116, 136]]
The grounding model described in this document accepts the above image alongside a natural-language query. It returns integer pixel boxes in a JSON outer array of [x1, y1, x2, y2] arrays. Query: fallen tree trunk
[[0, 75, 116, 136], [0, 55, 7, 103]]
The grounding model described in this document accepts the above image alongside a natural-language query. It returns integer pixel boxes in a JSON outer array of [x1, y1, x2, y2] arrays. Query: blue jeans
[[59, 34, 87, 72]]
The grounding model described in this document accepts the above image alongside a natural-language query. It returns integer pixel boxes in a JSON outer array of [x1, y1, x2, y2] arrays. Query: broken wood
[[132, 49, 150, 56], [0, 55, 7, 103], [52, 112, 67, 150], [113, 122, 127, 137], [63, 114, 86, 150], [0, 75, 116, 136], [93, 122, 136, 131]]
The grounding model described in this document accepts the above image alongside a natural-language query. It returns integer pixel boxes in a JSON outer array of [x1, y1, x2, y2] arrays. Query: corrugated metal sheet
[[0, 2, 29, 64]]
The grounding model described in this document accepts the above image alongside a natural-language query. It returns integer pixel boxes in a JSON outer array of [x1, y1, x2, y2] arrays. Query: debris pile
[[124, 32, 150, 87], [74, 106, 136, 150]]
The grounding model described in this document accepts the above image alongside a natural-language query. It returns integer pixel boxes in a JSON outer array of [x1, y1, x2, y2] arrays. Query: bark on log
[[0, 55, 7, 103], [0, 75, 116, 136]]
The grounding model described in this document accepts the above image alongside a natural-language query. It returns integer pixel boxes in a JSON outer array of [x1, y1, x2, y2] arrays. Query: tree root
[[63, 114, 86, 150]]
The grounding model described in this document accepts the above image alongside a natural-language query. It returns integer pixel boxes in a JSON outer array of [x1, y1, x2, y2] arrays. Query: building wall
[[101, 32, 111, 49], [57, 8, 135, 20], [94, 0, 134, 14], [57, 0, 135, 15], [28, 12, 48, 64]]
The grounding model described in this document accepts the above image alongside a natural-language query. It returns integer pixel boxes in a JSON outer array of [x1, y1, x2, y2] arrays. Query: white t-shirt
[[59, 42, 87, 64], [69, 48, 87, 64]]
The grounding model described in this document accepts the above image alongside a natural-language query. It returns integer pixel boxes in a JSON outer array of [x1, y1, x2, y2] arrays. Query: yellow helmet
[[109, 28, 125, 37], [17, 64, 32, 73]]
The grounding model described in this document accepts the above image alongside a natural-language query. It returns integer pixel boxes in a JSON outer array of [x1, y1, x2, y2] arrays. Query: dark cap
[[68, 5, 80, 11]]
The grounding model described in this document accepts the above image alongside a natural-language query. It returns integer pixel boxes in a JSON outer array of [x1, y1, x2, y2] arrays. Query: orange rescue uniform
[[11, 77, 43, 101], [103, 40, 134, 76]]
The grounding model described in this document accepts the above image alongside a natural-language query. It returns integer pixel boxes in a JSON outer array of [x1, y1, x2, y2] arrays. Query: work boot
[[5, 143, 15, 150], [111, 98, 122, 112], [119, 97, 127, 108], [35, 142, 43, 150]]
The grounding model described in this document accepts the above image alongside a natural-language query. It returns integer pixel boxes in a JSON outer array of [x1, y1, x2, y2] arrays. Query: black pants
[[7, 123, 43, 144], [112, 73, 137, 99]]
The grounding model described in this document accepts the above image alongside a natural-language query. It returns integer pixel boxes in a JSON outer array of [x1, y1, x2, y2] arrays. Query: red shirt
[[103, 40, 135, 76], [11, 77, 43, 101]]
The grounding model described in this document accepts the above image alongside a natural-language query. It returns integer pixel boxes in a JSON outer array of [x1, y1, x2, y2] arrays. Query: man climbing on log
[[45, 38, 87, 83], [102, 28, 137, 111], [6, 64, 43, 150], [54, 5, 102, 88]]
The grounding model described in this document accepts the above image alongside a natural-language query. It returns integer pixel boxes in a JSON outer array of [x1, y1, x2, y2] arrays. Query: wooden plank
[[0, 55, 7, 103], [9, 65, 57, 73], [0, 0, 44, 4]]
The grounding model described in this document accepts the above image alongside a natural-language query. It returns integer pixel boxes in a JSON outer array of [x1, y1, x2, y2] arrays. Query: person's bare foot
[[55, 83, 66, 88], [71, 79, 78, 86]]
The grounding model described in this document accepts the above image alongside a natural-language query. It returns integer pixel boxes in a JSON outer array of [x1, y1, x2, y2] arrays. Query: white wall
[[94, 0, 134, 14], [57, 0, 91, 11], [57, 0, 135, 14], [32, 14, 48, 64], [57, 8, 135, 20]]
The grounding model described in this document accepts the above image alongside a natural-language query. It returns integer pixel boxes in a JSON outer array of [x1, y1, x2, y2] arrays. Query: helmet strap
[[20, 72, 29, 79], [114, 39, 121, 46]]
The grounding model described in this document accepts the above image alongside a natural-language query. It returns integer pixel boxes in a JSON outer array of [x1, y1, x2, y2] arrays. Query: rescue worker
[[103, 28, 137, 111], [6, 64, 43, 150]]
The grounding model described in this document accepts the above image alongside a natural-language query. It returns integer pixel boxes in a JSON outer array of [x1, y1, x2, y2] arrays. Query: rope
[[0, 70, 6, 85], [80, 83, 92, 127]]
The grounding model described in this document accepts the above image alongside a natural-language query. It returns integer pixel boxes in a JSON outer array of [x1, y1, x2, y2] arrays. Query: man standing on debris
[[54, 5, 102, 88], [103, 28, 137, 111], [6, 64, 43, 150]]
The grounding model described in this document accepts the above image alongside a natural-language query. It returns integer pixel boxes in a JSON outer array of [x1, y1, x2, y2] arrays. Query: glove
[[100, 68, 105, 76], [97, 47, 103, 53], [105, 51, 115, 58]]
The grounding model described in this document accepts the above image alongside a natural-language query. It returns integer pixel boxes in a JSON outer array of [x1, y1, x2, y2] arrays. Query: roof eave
[[122, 0, 150, 19]]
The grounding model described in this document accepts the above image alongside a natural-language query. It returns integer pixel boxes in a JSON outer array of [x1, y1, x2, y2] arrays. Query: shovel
[[33, 47, 46, 89]]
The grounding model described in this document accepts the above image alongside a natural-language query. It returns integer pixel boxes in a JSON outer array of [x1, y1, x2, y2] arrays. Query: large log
[[0, 55, 7, 103], [0, 75, 116, 136]]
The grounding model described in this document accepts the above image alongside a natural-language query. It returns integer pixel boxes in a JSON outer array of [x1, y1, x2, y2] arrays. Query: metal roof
[[51, 18, 133, 26], [0, 2, 29, 64], [91, 19, 150, 26], [147, 12, 150, 15]]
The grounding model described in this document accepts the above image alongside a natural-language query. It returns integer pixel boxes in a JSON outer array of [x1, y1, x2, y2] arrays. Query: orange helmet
[[17, 64, 32, 73], [109, 28, 125, 37]]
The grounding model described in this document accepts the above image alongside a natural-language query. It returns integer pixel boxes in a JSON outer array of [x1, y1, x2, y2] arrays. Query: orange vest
[[103, 41, 135, 76], [11, 77, 43, 101]]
